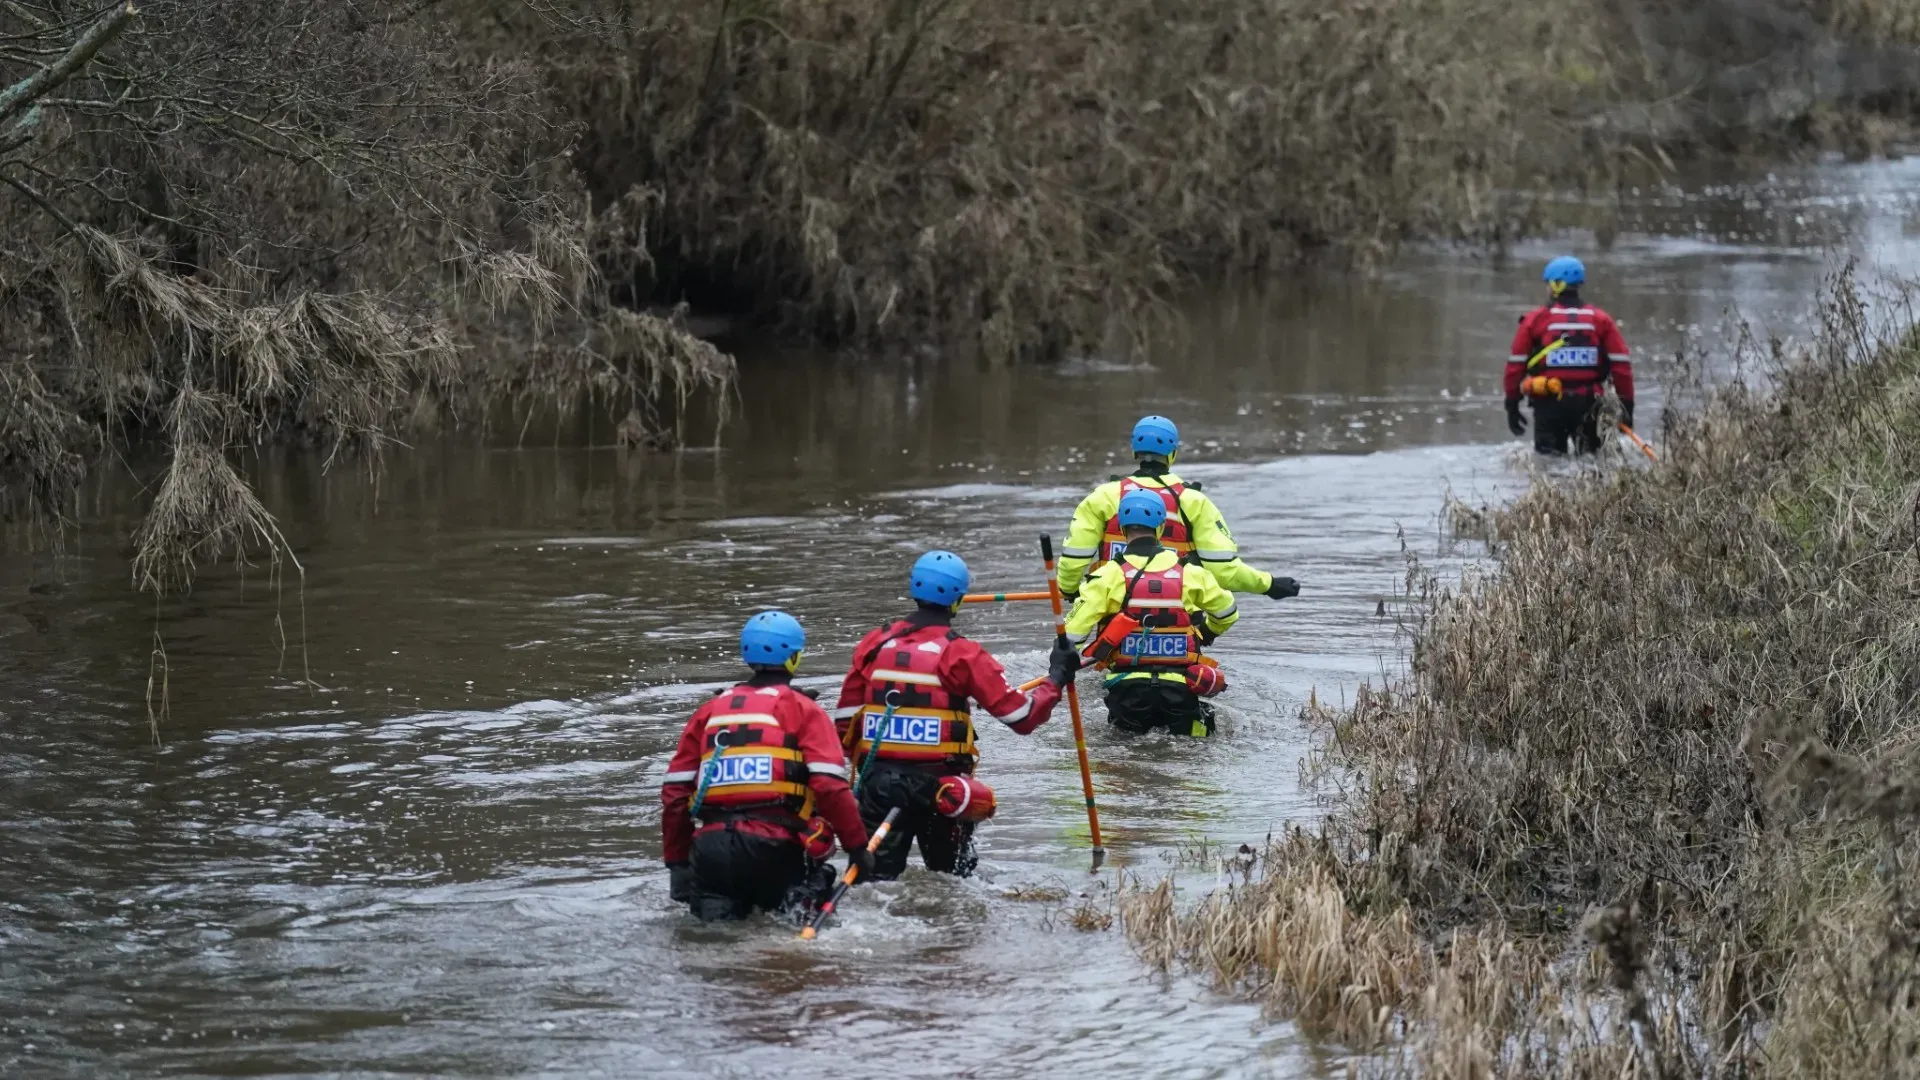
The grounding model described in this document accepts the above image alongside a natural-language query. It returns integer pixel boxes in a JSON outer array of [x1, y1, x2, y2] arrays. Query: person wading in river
[[1065, 489, 1239, 737], [661, 611, 871, 921], [832, 551, 1083, 879], [1505, 256, 1635, 455], [1055, 415, 1299, 604]]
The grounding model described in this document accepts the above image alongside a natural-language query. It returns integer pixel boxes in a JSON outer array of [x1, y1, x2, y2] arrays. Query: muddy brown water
[[6, 157, 1920, 1079]]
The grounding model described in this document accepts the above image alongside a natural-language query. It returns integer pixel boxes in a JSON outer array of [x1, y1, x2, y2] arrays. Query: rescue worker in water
[[660, 611, 872, 921], [1065, 489, 1240, 736], [1505, 256, 1635, 455], [833, 551, 1083, 879], [1056, 415, 1299, 604]]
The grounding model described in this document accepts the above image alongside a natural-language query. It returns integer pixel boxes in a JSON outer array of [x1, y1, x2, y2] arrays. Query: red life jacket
[[850, 622, 978, 770], [1099, 477, 1194, 565], [694, 684, 816, 826], [1109, 558, 1196, 669], [1521, 305, 1611, 392]]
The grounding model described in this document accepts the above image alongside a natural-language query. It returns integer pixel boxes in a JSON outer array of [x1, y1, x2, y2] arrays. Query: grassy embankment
[[1123, 273, 1920, 1076]]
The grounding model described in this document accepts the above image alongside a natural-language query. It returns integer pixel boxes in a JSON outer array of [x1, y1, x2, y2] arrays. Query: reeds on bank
[[1124, 269, 1920, 1077], [513, 0, 1609, 363]]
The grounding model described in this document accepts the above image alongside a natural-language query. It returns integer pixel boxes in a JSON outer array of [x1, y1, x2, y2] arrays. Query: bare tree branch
[[0, 2, 134, 128]]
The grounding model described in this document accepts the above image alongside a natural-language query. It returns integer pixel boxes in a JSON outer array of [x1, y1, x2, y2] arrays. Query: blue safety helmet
[[1116, 488, 1169, 531], [1130, 415, 1180, 459], [909, 550, 971, 607], [1542, 256, 1586, 287], [740, 610, 806, 668]]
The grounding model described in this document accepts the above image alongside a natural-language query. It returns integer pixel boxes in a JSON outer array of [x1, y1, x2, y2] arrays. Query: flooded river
[[6, 157, 1920, 1079]]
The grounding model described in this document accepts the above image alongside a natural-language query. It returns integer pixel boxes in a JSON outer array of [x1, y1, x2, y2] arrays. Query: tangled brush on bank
[[0, 1, 733, 594], [474, 0, 1920, 365], [483, 0, 1610, 363], [1125, 268, 1920, 1077]]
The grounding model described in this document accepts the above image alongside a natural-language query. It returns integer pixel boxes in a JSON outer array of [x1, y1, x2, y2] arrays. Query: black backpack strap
[[855, 618, 915, 674]]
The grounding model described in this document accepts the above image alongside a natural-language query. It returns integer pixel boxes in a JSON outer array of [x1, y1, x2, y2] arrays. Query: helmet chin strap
[[783, 650, 803, 674], [1548, 280, 1569, 298]]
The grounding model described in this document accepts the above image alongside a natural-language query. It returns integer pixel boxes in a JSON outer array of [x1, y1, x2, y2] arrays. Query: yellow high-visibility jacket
[[1056, 472, 1273, 597], [1064, 547, 1238, 687]]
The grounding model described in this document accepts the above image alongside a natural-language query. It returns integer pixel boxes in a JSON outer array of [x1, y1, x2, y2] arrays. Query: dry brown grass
[[1125, 847, 1428, 1047], [1126, 266, 1920, 1076], [485, 0, 1611, 363]]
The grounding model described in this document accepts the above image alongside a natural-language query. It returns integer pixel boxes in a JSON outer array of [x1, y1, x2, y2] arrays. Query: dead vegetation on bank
[[0, 2, 731, 594], [1123, 270, 1920, 1077], [483, 0, 1606, 363], [472, 0, 1920, 365], [8, 0, 1920, 601]]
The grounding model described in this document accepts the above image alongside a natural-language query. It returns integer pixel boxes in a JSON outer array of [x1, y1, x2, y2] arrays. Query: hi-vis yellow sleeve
[[1180, 488, 1272, 596], [1183, 563, 1240, 637], [1056, 480, 1122, 595], [1063, 562, 1127, 643]]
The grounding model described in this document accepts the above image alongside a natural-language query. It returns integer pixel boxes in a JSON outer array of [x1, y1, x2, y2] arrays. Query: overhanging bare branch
[[0, 2, 136, 129]]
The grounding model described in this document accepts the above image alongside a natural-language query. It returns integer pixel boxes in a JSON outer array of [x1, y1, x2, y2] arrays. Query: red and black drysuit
[[833, 607, 1065, 879], [661, 671, 869, 921], [1505, 292, 1634, 455]]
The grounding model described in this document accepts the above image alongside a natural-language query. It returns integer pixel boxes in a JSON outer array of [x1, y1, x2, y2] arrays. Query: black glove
[[797, 687, 820, 700], [1059, 590, 1078, 606], [1619, 400, 1634, 429], [1266, 576, 1300, 601], [667, 861, 694, 903], [846, 846, 876, 881], [1048, 640, 1084, 686], [1197, 622, 1219, 646], [1505, 397, 1527, 437]]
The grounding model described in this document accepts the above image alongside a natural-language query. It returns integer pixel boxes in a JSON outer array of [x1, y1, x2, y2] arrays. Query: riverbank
[[1123, 271, 1920, 1075], [8, 2, 1920, 598], [491, 0, 1920, 365]]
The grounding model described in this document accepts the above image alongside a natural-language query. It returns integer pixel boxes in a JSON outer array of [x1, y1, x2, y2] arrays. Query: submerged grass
[[1124, 267, 1920, 1076]]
